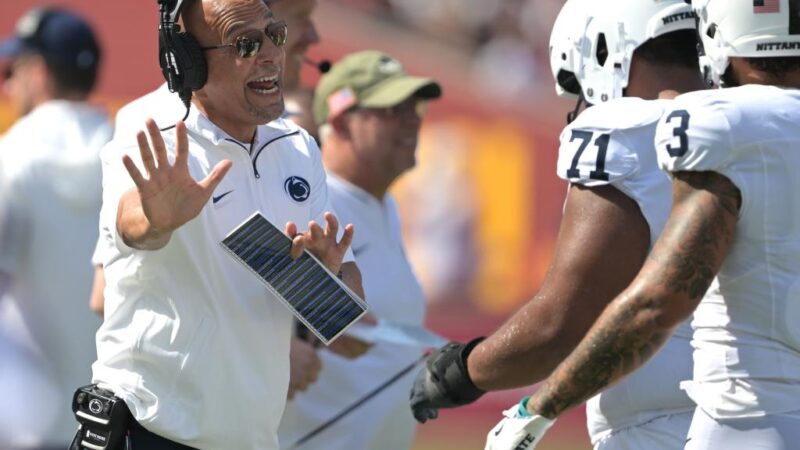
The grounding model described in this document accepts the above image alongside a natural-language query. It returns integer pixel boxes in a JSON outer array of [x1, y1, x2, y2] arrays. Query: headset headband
[[159, 0, 184, 23], [156, 0, 206, 123]]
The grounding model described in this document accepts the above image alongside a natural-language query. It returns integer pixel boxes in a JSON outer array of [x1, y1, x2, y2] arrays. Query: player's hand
[[409, 338, 486, 423], [484, 399, 554, 450], [285, 212, 354, 275], [287, 337, 322, 400], [122, 119, 231, 234]]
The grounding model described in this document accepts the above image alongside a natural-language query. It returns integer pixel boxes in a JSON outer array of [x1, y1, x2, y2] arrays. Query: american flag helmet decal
[[754, 0, 780, 13]]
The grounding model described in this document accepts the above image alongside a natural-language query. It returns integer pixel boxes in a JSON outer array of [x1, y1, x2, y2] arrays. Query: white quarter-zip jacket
[[94, 105, 351, 450]]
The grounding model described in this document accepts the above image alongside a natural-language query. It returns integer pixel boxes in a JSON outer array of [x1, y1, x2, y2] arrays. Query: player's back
[[656, 85, 800, 419], [558, 97, 695, 443]]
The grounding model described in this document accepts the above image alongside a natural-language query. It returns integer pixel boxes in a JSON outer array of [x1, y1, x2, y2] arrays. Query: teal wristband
[[517, 396, 533, 417]]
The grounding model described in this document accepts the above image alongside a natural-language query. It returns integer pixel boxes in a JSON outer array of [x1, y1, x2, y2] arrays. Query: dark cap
[[0, 7, 100, 70]]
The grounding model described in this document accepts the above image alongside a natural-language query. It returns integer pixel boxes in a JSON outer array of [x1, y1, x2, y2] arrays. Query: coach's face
[[346, 96, 424, 183], [271, 0, 319, 90], [190, 0, 285, 141]]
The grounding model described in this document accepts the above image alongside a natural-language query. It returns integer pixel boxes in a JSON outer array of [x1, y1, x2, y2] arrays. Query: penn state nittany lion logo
[[284, 176, 310, 202]]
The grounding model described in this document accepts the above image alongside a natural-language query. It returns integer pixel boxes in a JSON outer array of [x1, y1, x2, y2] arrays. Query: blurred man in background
[[0, 7, 109, 449], [284, 88, 318, 143], [279, 49, 441, 450]]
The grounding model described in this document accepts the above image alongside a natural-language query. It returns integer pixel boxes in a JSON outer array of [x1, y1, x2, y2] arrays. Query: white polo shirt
[[279, 174, 426, 450], [94, 105, 351, 450], [0, 100, 110, 446], [112, 83, 185, 142]]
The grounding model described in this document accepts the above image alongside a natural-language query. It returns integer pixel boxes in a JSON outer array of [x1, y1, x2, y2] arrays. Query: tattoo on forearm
[[531, 297, 670, 418], [529, 172, 740, 419], [647, 171, 740, 300]]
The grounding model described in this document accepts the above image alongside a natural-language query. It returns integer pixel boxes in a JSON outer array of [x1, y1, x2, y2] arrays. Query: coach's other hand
[[285, 212, 354, 276], [288, 337, 322, 400], [409, 338, 486, 423], [484, 398, 553, 450]]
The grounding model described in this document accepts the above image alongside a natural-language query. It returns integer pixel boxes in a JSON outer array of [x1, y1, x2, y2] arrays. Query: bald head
[[180, 0, 272, 47]]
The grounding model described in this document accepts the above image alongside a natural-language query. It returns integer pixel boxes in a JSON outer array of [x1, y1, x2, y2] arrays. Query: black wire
[[159, 99, 191, 132], [286, 355, 426, 449]]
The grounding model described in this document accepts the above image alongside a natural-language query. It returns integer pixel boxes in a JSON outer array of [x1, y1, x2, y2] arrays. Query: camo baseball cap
[[313, 50, 442, 125]]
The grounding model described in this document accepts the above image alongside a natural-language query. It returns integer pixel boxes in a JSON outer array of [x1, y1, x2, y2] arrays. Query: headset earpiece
[[157, 0, 207, 106]]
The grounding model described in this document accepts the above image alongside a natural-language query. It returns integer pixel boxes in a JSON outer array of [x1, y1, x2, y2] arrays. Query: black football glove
[[409, 337, 486, 423]]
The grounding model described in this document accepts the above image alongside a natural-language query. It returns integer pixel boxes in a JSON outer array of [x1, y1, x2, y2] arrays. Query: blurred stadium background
[[0, 1, 589, 449]]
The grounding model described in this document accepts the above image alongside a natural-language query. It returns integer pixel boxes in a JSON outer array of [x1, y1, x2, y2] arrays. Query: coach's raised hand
[[118, 119, 232, 249], [409, 338, 486, 423]]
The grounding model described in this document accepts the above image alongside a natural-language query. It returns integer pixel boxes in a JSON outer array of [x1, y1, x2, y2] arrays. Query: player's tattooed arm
[[527, 171, 741, 419]]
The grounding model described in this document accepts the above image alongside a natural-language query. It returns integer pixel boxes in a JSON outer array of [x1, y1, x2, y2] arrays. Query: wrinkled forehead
[[206, 0, 273, 39]]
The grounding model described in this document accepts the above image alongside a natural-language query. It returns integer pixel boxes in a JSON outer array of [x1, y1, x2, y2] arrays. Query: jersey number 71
[[566, 130, 611, 181]]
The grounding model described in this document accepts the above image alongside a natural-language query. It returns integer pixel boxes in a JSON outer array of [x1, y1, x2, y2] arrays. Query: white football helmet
[[694, 0, 800, 86], [549, 0, 591, 99], [549, 0, 697, 103]]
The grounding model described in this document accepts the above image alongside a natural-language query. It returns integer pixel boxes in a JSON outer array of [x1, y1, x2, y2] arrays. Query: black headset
[[157, 0, 207, 108]]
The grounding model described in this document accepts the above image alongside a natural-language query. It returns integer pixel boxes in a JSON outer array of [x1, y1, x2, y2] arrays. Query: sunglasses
[[202, 21, 287, 58]]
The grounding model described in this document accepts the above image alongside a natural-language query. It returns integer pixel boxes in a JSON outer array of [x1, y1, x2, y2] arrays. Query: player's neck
[[737, 71, 800, 89], [626, 63, 706, 100], [727, 58, 800, 89]]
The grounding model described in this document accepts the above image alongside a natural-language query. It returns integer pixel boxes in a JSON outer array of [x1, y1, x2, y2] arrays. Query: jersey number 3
[[566, 130, 610, 181], [665, 110, 690, 157]]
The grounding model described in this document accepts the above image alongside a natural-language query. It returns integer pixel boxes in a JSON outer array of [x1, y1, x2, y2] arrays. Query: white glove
[[484, 397, 554, 450]]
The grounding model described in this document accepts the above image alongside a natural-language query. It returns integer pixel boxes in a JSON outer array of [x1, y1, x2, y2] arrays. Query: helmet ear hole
[[596, 33, 609, 66], [557, 70, 581, 95], [706, 23, 717, 39]]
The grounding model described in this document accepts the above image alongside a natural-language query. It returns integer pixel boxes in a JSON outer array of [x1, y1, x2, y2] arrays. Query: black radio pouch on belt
[[70, 384, 132, 450]]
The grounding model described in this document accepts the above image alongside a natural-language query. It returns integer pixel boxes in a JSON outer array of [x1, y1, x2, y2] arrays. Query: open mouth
[[247, 74, 280, 94]]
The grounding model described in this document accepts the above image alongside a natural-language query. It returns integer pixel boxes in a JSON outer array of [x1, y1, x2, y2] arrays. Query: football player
[[411, 0, 707, 449], [487, 0, 800, 448]]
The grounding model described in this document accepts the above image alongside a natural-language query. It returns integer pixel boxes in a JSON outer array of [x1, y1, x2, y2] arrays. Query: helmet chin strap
[[566, 92, 587, 124]]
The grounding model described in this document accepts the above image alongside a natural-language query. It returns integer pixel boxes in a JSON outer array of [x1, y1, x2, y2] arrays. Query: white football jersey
[[557, 97, 694, 442], [656, 85, 800, 419]]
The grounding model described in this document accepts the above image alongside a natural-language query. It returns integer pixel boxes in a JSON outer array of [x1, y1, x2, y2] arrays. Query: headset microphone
[[304, 57, 331, 74]]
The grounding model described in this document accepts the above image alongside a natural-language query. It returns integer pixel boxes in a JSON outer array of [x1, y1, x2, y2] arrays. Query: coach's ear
[[329, 112, 351, 139]]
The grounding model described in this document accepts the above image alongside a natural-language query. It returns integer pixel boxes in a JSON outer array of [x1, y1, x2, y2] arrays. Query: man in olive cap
[[278, 50, 441, 450]]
